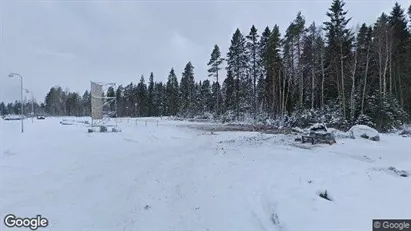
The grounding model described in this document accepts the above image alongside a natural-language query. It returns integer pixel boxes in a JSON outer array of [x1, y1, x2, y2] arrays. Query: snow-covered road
[[1, 117, 410, 230]]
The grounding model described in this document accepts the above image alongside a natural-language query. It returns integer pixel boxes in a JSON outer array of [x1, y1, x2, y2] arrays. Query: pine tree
[[147, 72, 155, 116], [0, 102, 7, 115], [137, 75, 148, 117], [301, 22, 321, 110], [324, 0, 353, 119], [223, 70, 235, 112], [227, 29, 248, 119], [356, 24, 373, 115], [200, 80, 212, 112], [265, 25, 282, 117], [389, 3, 411, 113], [115, 86, 124, 117], [180, 62, 196, 116], [246, 25, 260, 118], [211, 81, 222, 115], [166, 68, 180, 116], [207, 45, 224, 116], [293, 12, 307, 109], [153, 82, 166, 116], [258, 27, 271, 112]]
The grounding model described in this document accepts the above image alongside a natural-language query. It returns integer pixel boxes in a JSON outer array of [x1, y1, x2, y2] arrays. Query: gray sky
[[1, 0, 409, 103]]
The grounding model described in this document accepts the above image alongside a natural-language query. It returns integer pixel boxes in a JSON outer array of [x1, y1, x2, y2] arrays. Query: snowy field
[[1, 117, 410, 231]]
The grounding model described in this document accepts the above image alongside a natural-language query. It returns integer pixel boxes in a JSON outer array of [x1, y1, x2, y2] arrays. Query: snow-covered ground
[[1, 117, 410, 230]]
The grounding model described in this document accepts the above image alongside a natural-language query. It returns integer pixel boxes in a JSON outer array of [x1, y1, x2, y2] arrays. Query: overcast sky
[[1, 0, 409, 103]]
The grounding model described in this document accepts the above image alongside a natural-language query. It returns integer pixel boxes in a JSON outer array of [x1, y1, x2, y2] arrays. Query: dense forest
[[2, 0, 411, 131]]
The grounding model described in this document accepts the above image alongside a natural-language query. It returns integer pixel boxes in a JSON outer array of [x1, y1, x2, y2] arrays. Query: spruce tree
[[0, 102, 7, 115], [115, 86, 124, 116], [200, 79, 212, 112], [147, 72, 155, 116], [180, 62, 196, 116], [166, 68, 180, 116], [389, 3, 411, 113], [137, 75, 148, 117], [224, 70, 235, 113], [153, 82, 165, 116], [211, 81, 222, 116]]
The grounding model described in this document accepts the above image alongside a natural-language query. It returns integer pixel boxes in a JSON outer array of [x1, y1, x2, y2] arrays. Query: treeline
[[2, 0, 411, 131]]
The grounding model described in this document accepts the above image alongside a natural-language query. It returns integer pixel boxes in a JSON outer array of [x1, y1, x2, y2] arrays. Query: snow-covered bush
[[349, 125, 380, 141], [360, 93, 408, 132], [194, 112, 214, 120], [355, 114, 376, 128], [112, 127, 121, 132], [221, 110, 236, 123], [288, 102, 347, 130], [100, 126, 108, 132]]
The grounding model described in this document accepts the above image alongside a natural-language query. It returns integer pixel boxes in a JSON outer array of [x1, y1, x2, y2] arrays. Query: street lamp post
[[8, 73, 24, 133]]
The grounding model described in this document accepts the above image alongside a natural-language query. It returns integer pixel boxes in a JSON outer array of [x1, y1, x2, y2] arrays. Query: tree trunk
[[216, 70, 219, 117], [361, 43, 370, 115], [350, 48, 358, 122], [311, 60, 315, 110], [282, 69, 287, 116], [321, 47, 325, 109], [383, 31, 389, 98], [253, 50, 257, 119], [298, 40, 303, 108], [379, 38, 382, 95], [390, 39, 392, 95], [340, 43, 346, 119], [272, 67, 276, 117]]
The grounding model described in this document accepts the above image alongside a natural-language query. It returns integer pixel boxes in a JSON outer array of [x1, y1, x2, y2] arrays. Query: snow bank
[[2, 114, 24, 120], [309, 123, 327, 131], [291, 127, 305, 133], [399, 125, 411, 136], [88, 126, 121, 133], [327, 128, 351, 139], [349, 125, 380, 141]]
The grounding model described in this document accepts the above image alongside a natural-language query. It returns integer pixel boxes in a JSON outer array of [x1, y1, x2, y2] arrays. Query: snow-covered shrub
[[194, 112, 214, 120], [112, 127, 121, 132], [349, 125, 380, 141], [100, 126, 108, 132], [360, 93, 409, 132], [355, 114, 376, 128], [289, 102, 347, 129], [221, 110, 236, 123]]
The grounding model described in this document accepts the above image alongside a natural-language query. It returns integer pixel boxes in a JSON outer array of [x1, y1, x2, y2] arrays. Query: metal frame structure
[[90, 81, 118, 128]]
